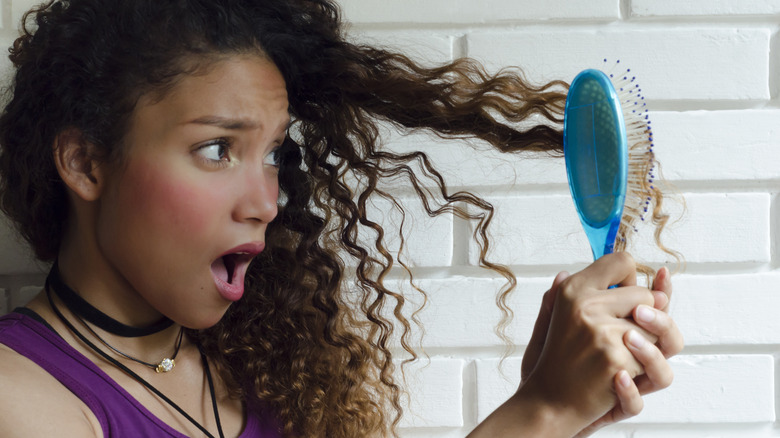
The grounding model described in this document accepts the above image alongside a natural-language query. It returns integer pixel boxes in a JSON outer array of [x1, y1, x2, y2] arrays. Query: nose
[[232, 166, 279, 225]]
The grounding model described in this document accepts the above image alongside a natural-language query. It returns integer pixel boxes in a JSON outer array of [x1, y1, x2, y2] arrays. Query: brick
[[398, 358, 464, 428], [398, 430, 473, 438], [383, 277, 549, 349], [383, 109, 780, 189], [467, 29, 770, 100], [11, 0, 39, 29], [363, 196, 453, 267], [651, 110, 780, 181], [634, 427, 773, 438], [470, 192, 769, 266], [632, 0, 780, 17], [383, 128, 567, 188], [628, 192, 769, 264], [628, 355, 774, 423], [339, 0, 619, 24], [669, 273, 780, 346], [475, 357, 522, 423], [9, 285, 41, 309], [478, 355, 774, 424], [0, 218, 42, 275], [467, 194, 590, 266], [349, 31, 454, 65]]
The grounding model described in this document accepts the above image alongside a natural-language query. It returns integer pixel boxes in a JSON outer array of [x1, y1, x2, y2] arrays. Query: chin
[[179, 306, 232, 331]]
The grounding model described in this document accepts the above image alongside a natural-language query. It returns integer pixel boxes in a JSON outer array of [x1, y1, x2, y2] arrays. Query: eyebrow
[[186, 116, 292, 135], [186, 116, 261, 131]]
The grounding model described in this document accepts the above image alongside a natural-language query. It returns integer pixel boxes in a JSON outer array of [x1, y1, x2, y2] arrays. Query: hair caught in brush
[[0, 0, 678, 436]]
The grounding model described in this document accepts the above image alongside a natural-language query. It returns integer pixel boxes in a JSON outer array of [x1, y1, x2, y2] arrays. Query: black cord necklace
[[79, 316, 184, 373], [45, 270, 225, 438], [47, 260, 174, 337]]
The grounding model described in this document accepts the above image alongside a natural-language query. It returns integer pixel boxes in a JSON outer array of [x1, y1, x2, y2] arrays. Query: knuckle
[[559, 277, 580, 301], [613, 251, 636, 269]]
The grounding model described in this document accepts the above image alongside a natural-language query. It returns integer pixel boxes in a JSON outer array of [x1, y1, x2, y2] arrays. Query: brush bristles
[[601, 59, 656, 248]]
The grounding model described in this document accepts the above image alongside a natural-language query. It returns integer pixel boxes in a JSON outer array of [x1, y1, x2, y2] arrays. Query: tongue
[[210, 257, 229, 284]]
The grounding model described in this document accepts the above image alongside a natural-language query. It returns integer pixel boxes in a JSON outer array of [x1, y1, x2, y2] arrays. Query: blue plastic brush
[[564, 62, 655, 261]]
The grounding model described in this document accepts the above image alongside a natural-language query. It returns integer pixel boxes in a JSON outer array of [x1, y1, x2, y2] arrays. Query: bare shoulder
[[0, 343, 102, 437]]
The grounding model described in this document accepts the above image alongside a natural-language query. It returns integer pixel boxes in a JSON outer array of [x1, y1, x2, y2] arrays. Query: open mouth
[[210, 252, 255, 286]]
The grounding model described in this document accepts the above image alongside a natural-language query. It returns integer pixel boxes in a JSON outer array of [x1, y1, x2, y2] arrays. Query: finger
[[522, 271, 569, 380], [651, 266, 672, 312], [580, 252, 638, 290], [597, 285, 655, 318], [633, 305, 684, 358], [625, 329, 674, 395], [614, 370, 643, 419], [652, 291, 669, 312]]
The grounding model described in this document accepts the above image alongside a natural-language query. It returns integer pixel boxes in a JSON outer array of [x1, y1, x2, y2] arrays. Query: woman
[[0, 0, 682, 437]]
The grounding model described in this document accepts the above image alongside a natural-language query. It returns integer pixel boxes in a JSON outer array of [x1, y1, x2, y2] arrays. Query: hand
[[518, 253, 658, 434], [522, 261, 683, 437]]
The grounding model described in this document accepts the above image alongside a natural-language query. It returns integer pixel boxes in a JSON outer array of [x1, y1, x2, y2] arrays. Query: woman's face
[[95, 55, 289, 328]]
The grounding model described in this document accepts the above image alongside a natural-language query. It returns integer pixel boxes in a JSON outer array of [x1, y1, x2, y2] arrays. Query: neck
[[56, 236, 169, 328], [48, 261, 173, 337]]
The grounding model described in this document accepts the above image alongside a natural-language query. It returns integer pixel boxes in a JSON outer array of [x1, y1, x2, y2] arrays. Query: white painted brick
[[10, 285, 41, 309], [398, 430, 473, 438], [339, 0, 619, 24], [629, 193, 770, 264], [475, 357, 522, 423], [0, 218, 44, 275], [348, 30, 454, 66], [0, 289, 7, 315], [468, 194, 591, 266], [633, 426, 775, 438], [478, 355, 775, 425], [366, 196, 453, 267], [387, 277, 549, 348], [472, 192, 768, 266], [652, 110, 780, 182], [467, 29, 770, 100], [398, 358, 464, 428], [383, 128, 567, 188], [632, 0, 780, 17], [11, 0, 41, 29], [670, 273, 780, 346], [629, 355, 774, 423]]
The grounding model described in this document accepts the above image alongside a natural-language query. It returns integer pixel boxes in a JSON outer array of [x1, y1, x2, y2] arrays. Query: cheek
[[118, 162, 225, 236]]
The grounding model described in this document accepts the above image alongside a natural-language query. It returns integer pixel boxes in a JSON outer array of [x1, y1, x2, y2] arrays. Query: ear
[[53, 128, 106, 202]]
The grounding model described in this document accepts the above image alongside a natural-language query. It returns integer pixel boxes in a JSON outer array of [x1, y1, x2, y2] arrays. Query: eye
[[195, 139, 231, 163], [264, 146, 282, 168]]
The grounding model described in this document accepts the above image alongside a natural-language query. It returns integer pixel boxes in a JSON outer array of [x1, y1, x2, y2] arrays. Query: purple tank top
[[0, 311, 282, 437]]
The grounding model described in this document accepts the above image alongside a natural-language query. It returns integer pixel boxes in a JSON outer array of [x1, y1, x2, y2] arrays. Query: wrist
[[469, 381, 585, 438]]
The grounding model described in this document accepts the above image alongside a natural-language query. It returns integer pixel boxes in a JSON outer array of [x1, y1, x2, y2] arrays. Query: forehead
[[129, 55, 290, 137]]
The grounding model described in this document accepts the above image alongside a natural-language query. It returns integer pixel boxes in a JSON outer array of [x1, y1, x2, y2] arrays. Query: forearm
[[467, 383, 584, 438]]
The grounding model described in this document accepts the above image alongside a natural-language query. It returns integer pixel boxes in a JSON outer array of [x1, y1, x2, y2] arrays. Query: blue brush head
[[564, 69, 628, 260]]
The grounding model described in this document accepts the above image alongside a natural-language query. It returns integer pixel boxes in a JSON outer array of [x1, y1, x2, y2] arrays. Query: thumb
[[522, 271, 569, 381]]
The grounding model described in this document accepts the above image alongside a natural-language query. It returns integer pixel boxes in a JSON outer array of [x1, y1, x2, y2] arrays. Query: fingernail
[[618, 370, 632, 388], [636, 305, 656, 323], [628, 330, 646, 349]]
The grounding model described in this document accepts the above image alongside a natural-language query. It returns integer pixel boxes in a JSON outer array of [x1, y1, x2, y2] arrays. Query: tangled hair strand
[[0, 0, 677, 436]]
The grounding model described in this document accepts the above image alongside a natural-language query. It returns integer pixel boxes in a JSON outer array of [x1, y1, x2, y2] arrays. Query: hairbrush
[[563, 60, 655, 261]]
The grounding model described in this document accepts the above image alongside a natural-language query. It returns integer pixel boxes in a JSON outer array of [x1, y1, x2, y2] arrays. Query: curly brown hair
[[0, 0, 674, 436]]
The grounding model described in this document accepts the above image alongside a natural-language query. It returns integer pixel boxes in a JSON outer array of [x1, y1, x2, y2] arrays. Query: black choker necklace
[[46, 287, 225, 438], [47, 261, 173, 337]]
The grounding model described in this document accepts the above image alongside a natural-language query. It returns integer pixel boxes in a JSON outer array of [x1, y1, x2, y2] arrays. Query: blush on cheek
[[121, 160, 221, 235]]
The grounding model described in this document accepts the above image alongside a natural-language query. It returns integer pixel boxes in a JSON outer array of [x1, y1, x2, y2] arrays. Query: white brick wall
[[1, 0, 778, 437]]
